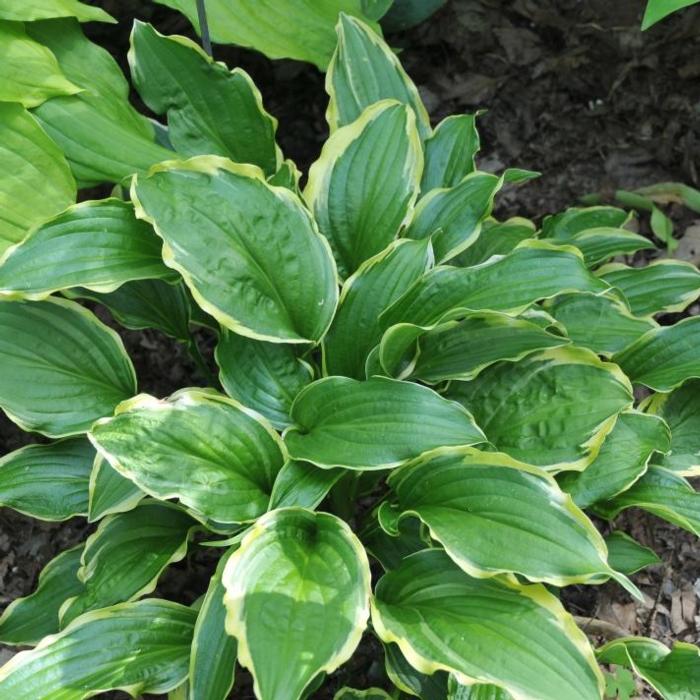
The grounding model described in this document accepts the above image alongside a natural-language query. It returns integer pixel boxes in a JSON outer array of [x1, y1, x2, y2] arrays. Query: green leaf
[[0, 545, 84, 645], [546, 292, 657, 356], [451, 217, 535, 268], [268, 460, 344, 509], [133, 156, 338, 343], [222, 509, 371, 700], [190, 549, 237, 700], [305, 100, 422, 278], [386, 447, 633, 589], [613, 316, 700, 391], [29, 18, 172, 186], [445, 347, 633, 471], [597, 260, 700, 317], [323, 238, 432, 379], [0, 437, 93, 520], [596, 466, 700, 536], [216, 329, 313, 430], [558, 411, 670, 508], [0, 102, 75, 254], [129, 22, 279, 175], [0, 0, 114, 22], [90, 388, 286, 524], [284, 376, 485, 470], [372, 550, 604, 700], [604, 532, 660, 575], [566, 228, 655, 268], [380, 241, 608, 329], [642, 0, 700, 28], [0, 297, 136, 437], [447, 675, 512, 700], [334, 688, 393, 700], [542, 206, 631, 240], [0, 599, 196, 699], [384, 642, 448, 699], [0, 19, 79, 107], [88, 454, 144, 522], [361, 516, 427, 571], [327, 14, 430, 138], [0, 199, 172, 300], [381, 0, 447, 32], [380, 310, 569, 383], [420, 113, 480, 194], [405, 172, 502, 263]]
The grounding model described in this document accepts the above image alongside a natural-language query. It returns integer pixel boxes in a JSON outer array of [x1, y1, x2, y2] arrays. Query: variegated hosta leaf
[[362, 516, 426, 571], [604, 531, 660, 575], [268, 460, 344, 509], [0, 199, 172, 300], [88, 454, 144, 522], [546, 292, 657, 356], [644, 380, 700, 476], [129, 22, 279, 175], [371, 549, 604, 700], [613, 316, 700, 391], [305, 100, 422, 279], [448, 676, 512, 700], [29, 19, 172, 186], [326, 14, 430, 138], [0, 102, 75, 254], [323, 238, 432, 379], [566, 227, 655, 267], [380, 241, 608, 330], [90, 389, 286, 524], [405, 172, 502, 263], [0, 599, 196, 699], [596, 637, 700, 700], [420, 113, 480, 194], [334, 688, 392, 700], [60, 502, 196, 625], [385, 447, 635, 590], [0, 298, 136, 437], [597, 259, 700, 317], [0, 0, 114, 22], [216, 330, 313, 430], [0, 545, 84, 646], [596, 466, 700, 536], [558, 411, 670, 508], [384, 642, 448, 699], [284, 376, 485, 470], [0, 19, 79, 107], [451, 217, 535, 268], [223, 509, 371, 700], [0, 438, 93, 520], [133, 156, 338, 343], [542, 205, 631, 239], [445, 347, 634, 471], [380, 310, 569, 382], [268, 158, 302, 192]]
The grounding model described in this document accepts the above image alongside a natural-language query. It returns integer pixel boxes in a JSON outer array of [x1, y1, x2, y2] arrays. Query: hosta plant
[[0, 5, 699, 700]]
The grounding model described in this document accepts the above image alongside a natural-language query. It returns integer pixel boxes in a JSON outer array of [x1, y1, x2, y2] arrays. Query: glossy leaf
[[567, 227, 655, 267], [88, 454, 144, 522], [284, 376, 485, 470], [0, 0, 114, 22], [384, 642, 448, 700], [604, 532, 660, 575], [452, 217, 535, 268], [305, 100, 422, 278], [542, 206, 631, 240], [133, 156, 338, 343], [0, 298, 136, 437], [447, 676, 512, 700], [223, 509, 371, 700], [372, 549, 604, 700], [268, 460, 344, 510]]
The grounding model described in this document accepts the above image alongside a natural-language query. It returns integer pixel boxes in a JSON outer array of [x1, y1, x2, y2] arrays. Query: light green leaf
[[0, 599, 196, 699], [451, 217, 536, 268], [223, 509, 371, 700], [88, 454, 145, 522], [0, 0, 114, 22], [268, 460, 344, 509], [29, 18, 172, 186], [420, 113, 480, 194], [384, 642, 448, 699], [0, 297, 136, 437], [613, 316, 700, 391], [323, 238, 432, 379], [305, 100, 422, 278], [284, 376, 485, 470], [216, 330, 313, 430], [129, 22, 279, 175], [0, 545, 83, 646], [0, 198, 172, 300], [380, 240, 608, 329], [372, 549, 604, 700], [448, 676, 512, 700], [326, 14, 430, 138], [542, 206, 631, 240], [380, 310, 569, 383], [268, 158, 302, 192], [405, 172, 502, 263], [567, 227, 655, 268], [0, 437, 93, 520], [445, 347, 633, 471], [90, 388, 286, 524], [133, 156, 338, 343], [546, 292, 657, 356], [558, 411, 670, 508], [604, 532, 660, 575], [597, 260, 700, 317], [334, 688, 393, 700], [642, 0, 700, 28], [0, 102, 75, 254], [386, 447, 633, 589], [0, 19, 79, 107]]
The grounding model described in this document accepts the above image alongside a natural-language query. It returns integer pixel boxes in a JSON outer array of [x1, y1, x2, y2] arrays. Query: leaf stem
[[186, 336, 218, 388], [195, 0, 213, 57]]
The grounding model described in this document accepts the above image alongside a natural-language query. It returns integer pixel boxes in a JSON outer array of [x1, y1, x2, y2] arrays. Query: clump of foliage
[[0, 2, 699, 700]]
